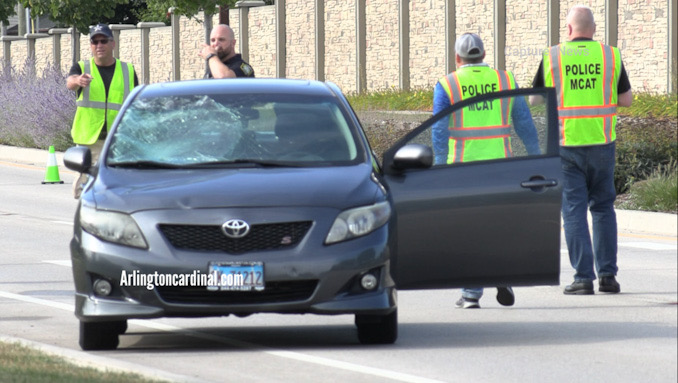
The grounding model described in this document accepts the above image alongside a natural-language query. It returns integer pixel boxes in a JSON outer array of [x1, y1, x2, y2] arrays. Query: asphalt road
[[1, 160, 676, 383]]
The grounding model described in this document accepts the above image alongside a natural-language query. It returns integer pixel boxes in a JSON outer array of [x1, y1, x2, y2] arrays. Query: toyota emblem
[[221, 219, 250, 239]]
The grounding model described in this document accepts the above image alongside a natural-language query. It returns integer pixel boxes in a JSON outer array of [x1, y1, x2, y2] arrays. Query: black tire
[[113, 320, 128, 335], [355, 309, 398, 344], [79, 321, 123, 350]]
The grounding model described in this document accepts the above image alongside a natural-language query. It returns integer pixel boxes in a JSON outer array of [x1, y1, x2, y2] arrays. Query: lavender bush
[[0, 58, 75, 151]]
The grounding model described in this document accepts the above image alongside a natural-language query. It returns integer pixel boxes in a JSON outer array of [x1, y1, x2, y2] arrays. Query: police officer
[[432, 33, 541, 308], [66, 23, 139, 198], [531, 6, 632, 295], [199, 24, 255, 78]]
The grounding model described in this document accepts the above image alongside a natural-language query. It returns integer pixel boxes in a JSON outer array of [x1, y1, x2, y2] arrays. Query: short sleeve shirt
[[204, 54, 255, 79], [531, 38, 630, 93]]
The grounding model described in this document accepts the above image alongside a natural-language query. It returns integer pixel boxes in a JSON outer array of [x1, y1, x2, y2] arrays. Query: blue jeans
[[461, 288, 484, 299], [560, 142, 618, 282]]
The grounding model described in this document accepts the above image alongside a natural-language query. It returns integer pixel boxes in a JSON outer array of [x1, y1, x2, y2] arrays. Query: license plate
[[207, 262, 264, 291]]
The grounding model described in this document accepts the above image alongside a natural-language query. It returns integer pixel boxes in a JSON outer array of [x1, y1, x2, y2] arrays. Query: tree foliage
[[8, 1, 239, 35], [0, 0, 18, 26], [18, 0, 130, 34]]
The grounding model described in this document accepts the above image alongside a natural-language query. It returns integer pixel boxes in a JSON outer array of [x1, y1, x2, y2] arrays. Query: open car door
[[382, 88, 562, 290]]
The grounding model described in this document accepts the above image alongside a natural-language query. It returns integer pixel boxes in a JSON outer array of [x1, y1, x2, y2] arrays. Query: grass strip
[[0, 341, 167, 383]]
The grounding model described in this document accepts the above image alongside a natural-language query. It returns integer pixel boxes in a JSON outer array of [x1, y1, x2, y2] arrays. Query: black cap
[[90, 24, 113, 39]]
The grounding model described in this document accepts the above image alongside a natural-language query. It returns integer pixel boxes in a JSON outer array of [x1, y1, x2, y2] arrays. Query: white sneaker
[[455, 297, 480, 309]]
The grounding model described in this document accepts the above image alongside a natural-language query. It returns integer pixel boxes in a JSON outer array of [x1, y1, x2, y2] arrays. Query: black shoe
[[563, 281, 594, 295], [496, 287, 515, 306], [599, 276, 621, 293]]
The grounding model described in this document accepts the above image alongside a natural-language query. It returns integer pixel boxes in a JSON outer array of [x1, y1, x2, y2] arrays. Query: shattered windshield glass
[[107, 93, 361, 167], [108, 95, 245, 165]]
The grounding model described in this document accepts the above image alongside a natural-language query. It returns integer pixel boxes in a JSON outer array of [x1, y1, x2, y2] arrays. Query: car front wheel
[[355, 309, 397, 344], [79, 320, 126, 350]]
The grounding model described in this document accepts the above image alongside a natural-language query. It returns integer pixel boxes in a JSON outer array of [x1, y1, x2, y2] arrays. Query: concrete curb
[[0, 144, 64, 167], [1, 144, 676, 238]]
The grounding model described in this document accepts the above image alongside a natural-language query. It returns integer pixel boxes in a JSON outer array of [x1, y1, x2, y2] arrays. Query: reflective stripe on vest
[[76, 60, 131, 111], [71, 59, 134, 145], [439, 67, 514, 163], [545, 42, 621, 146]]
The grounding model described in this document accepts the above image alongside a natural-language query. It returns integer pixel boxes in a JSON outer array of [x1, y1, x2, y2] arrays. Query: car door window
[[383, 88, 562, 290], [400, 92, 551, 167]]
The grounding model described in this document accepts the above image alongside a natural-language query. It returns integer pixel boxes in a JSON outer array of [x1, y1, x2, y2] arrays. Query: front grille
[[156, 280, 318, 305], [159, 221, 312, 254]]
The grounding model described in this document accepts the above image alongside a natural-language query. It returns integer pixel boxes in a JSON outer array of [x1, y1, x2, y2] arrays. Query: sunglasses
[[90, 38, 110, 46]]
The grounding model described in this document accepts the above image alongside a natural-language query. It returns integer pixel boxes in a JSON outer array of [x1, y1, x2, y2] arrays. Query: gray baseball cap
[[455, 33, 485, 59]]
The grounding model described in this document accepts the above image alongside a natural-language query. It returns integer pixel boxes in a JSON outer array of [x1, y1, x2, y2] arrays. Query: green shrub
[[615, 117, 677, 194], [617, 160, 678, 213]]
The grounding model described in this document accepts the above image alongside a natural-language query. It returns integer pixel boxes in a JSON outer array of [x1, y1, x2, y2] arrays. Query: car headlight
[[325, 201, 391, 244], [79, 205, 148, 249]]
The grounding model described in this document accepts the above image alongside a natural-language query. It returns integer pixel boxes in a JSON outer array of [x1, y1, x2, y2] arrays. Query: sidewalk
[[1, 144, 676, 238]]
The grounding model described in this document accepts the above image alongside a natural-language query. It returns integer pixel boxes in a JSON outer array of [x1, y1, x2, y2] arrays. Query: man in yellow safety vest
[[531, 5, 632, 295], [432, 33, 541, 308], [66, 23, 138, 198]]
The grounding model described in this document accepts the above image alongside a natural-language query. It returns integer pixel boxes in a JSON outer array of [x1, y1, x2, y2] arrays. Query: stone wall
[[505, 0, 548, 88], [365, 0, 400, 89], [324, 0, 358, 91], [409, 0, 446, 88], [248, 6, 276, 78], [285, 0, 316, 80], [618, 0, 669, 92], [1, 1, 673, 93]]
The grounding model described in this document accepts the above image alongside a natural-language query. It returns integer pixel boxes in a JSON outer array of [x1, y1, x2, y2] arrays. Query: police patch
[[241, 63, 254, 76]]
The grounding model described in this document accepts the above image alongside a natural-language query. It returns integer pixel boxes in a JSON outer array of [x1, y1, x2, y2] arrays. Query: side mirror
[[391, 144, 433, 170], [63, 146, 93, 174]]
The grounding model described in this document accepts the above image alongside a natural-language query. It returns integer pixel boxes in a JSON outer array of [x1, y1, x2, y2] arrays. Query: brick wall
[[1, 1, 673, 93]]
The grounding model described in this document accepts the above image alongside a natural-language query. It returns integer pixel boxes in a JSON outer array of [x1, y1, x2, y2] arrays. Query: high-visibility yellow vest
[[71, 59, 135, 145], [543, 41, 621, 146], [438, 66, 515, 163]]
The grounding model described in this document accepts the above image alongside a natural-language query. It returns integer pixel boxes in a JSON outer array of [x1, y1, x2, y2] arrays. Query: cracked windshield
[[107, 94, 360, 166]]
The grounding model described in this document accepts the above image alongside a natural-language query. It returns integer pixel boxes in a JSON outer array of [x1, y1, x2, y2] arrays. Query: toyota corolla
[[64, 79, 562, 350]]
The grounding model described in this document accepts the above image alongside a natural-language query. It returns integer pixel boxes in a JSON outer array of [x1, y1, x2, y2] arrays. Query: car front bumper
[[71, 225, 397, 322]]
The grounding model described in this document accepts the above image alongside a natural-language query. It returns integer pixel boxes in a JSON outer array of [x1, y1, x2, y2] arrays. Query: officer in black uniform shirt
[[199, 24, 255, 78]]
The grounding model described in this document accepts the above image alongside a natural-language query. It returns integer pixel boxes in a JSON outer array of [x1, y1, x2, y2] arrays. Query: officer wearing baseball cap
[[66, 23, 139, 199], [89, 23, 114, 39], [432, 33, 541, 308]]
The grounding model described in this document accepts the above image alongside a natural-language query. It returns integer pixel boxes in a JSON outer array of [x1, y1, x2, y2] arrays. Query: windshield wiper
[[107, 160, 186, 169], [187, 159, 306, 168]]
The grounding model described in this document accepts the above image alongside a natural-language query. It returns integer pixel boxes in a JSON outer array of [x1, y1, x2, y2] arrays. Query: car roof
[[135, 78, 342, 98]]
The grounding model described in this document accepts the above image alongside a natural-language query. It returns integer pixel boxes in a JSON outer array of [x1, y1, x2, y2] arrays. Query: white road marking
[[619, 242, 677, 251], [0, 290, 446, 383], [0, 290, 73, 311], [561, 241, 677, 253], [43, 260, 72, 267]]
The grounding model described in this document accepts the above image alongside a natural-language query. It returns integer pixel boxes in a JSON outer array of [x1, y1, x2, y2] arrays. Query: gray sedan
[[64, 79, 562, 350]]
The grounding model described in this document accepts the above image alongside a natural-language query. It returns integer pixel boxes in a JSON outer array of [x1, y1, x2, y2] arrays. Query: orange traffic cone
[[42, 145, 64, 184]]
